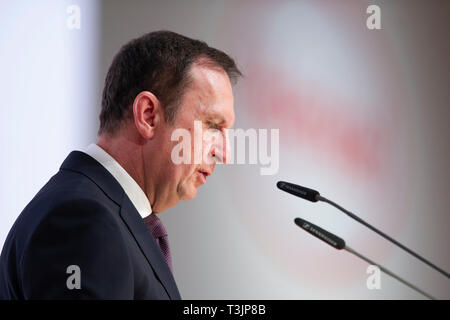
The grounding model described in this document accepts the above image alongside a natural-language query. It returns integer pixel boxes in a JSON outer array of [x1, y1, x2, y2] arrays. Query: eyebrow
[[206, 114, 226, 124], [205, 113, 235, 129], [199, 103, 234, 127]]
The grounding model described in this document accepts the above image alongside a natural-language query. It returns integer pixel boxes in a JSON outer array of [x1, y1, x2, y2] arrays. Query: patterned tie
[[143, 213, 173, 273]]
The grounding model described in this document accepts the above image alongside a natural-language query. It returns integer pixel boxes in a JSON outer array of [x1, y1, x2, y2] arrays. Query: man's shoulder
[[0, 167, 124, 285], [49, 173, 109, 202], [32, 168, 117, 214], [11, 168, 121, 245], [0, 167, 132, 299]]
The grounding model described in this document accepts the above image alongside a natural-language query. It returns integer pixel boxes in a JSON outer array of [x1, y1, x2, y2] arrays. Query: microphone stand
[[317, 195, 450, 279], [344, 245, 436, 300], [277, 181, 450, 279], [294, 217, 437, 300]]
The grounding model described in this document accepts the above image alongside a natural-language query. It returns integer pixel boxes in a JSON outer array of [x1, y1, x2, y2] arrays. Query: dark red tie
[[143, 213, 173, 273]]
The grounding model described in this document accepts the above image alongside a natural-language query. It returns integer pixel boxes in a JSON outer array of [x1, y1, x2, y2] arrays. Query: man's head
[[98, 30, 241, 212]]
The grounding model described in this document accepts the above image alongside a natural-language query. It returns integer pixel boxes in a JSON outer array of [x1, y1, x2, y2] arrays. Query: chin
[[180, 187, 198, 201]]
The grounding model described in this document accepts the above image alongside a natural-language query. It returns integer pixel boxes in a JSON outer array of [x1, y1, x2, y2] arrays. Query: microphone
[[294, 217, 436, 299], [277, 181, 319, 202], [278, 181, 450, 279], [294, 217, 345, 250]]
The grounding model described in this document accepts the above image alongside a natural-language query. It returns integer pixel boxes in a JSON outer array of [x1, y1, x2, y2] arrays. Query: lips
[[197, 169, 212, 184], [198, 168, 212, 177]]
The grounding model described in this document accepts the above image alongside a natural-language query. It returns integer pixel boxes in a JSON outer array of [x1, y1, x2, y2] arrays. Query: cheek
[[176, 165, 200, 199], [184, 164, 198, 181], [161, 142, 194, 183], [173, 163, 197, 186]]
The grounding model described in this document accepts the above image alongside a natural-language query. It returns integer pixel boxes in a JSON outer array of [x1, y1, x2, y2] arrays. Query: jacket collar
[[61, 151, 124, 205], [60, 151, 182, 299]]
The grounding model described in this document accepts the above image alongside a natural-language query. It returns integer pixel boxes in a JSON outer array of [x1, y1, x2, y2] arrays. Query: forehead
[[180, 64, 235, 127]]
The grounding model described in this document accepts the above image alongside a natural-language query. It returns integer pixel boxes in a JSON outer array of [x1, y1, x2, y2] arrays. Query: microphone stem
[[344, 245, 436, 300], [317, 195, 450, 279]]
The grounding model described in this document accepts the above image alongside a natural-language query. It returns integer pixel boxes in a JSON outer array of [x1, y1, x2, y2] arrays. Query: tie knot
[[143, 213, 167, 239]]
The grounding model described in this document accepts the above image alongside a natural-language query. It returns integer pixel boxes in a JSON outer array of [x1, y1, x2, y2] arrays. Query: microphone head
[[277, 181, 320, 202], [294, 217, 346, 250]]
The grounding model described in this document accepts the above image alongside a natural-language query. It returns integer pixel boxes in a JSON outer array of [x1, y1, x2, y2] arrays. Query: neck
[[97, 131, 153, 206]]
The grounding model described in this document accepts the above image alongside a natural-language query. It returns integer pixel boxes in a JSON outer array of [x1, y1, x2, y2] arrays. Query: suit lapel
[[119, 195, 181, 300], [60, 151, 181, 300]]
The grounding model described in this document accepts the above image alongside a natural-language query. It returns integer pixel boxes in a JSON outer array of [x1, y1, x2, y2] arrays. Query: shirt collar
[[85, 143, 152, 218]]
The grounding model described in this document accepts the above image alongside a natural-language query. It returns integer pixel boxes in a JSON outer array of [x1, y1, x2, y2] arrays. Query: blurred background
[[0, 0, 449, 299]]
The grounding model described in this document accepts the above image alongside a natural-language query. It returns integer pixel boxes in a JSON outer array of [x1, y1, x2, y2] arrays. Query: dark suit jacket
[[0, 151, 182, 299]]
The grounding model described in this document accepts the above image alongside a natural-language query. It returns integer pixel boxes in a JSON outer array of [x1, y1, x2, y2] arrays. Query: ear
[[132, 91, 162, 140]]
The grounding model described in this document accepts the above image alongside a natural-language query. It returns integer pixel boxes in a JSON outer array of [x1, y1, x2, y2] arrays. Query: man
[[0, 30, 241, 299]]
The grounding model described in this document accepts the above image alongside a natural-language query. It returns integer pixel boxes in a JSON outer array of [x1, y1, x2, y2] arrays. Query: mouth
[[197, 169, 211, 184]]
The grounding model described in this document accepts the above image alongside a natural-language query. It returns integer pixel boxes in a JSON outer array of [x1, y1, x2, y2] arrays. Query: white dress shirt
[[85, 143, 152, 218]]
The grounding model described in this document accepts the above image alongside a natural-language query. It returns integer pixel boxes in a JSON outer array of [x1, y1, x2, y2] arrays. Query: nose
[[209, 146, 223, 164], [207, 129, 230, 164]]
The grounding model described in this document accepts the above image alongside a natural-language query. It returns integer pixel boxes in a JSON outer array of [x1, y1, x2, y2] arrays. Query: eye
[[207, 122, 220, 130]]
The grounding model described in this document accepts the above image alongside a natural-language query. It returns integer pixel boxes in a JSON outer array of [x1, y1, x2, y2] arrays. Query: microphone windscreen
[[294, 217, 346, 250], [277, 181, 320, 202]]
